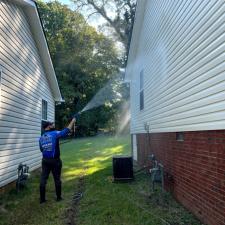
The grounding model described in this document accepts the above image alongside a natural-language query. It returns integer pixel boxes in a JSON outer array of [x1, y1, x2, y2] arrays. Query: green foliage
[[72, 0, 137, 63], [37, 1, 127, 135]]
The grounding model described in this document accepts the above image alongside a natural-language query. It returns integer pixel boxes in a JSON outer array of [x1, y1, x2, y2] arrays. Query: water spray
[[72, 111, 82, 120], [71, 68, 127, 127], [79, 71, 125, 114]]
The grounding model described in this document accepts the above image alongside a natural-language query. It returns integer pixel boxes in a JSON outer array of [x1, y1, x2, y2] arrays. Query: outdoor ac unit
[[113, 156, 134, 181]]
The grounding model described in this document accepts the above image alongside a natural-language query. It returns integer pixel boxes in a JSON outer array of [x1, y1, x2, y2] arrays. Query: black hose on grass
[[72, 192, 83, 202]]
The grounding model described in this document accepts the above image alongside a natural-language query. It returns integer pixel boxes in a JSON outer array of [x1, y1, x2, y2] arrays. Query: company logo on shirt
[[41, 135, 53, 151]]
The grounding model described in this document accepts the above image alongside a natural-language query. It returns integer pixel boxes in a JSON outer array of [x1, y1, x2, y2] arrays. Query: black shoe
[[40, 199, 47, 204], [56, 197, 63, 202]]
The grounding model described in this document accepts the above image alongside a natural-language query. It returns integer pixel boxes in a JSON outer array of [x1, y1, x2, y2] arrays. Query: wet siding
[[129, 0, 225, 134]]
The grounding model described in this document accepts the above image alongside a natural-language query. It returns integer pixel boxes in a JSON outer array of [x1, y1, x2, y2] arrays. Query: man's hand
[[67, 118, 76, 130]]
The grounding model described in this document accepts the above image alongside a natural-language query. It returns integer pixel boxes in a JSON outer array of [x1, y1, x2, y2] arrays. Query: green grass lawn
[[0, 135, 202, 225]]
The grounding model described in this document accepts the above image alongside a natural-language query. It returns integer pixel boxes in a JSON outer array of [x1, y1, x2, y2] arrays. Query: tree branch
[[86, 0, 127, 43]]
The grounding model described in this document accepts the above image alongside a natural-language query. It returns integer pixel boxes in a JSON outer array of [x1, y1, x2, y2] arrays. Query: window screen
[[42, 100, 48, 120], [140, 70, 144, 110]]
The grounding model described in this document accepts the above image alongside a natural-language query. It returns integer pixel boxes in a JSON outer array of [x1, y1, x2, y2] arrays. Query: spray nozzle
[[72, 112, 81, 120]]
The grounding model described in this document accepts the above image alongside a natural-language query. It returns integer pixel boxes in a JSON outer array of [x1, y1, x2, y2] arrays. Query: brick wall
[[136, 131, 225, 225]]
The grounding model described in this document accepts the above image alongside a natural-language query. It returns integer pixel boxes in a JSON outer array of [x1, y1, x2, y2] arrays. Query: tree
[[72, 0, 137, 63], [37, 1, 122, 135]]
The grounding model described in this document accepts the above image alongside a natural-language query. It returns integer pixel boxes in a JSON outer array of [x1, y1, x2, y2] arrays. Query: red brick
[[135, 130, 225, 225]]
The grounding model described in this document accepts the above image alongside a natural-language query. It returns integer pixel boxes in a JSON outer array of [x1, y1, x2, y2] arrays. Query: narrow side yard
[[0, 136, 202, 225]]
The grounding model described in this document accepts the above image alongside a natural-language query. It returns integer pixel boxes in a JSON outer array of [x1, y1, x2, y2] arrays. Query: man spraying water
[[39, 117, 76, 204]]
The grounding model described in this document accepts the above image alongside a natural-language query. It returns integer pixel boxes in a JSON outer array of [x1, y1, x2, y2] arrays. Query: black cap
[[42, 121, 53, 130]]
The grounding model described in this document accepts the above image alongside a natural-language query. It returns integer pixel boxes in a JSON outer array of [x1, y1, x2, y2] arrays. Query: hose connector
[[73, 112, 81, 120]]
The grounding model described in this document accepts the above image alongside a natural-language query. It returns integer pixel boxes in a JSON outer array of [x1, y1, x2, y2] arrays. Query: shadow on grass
[[0, 136, 202, 225]]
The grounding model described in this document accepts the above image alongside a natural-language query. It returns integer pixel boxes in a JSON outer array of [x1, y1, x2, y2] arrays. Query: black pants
[[40, 158, 62, 201]]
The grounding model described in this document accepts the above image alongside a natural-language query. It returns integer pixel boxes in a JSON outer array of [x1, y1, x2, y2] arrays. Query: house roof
[[11, 0, 63, 102], [125, 0, 147, 82]]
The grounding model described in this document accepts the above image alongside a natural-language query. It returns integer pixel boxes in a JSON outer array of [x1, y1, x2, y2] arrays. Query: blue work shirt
[[39, 128, 70, 159]]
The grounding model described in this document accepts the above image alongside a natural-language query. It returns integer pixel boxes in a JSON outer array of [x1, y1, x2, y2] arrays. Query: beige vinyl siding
[[0, 1, 55, 187], [129, 0, 225, 134]]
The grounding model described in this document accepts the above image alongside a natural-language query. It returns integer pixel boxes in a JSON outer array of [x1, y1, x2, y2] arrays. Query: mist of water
[[77, 69, 130, 134], [81, 69, 125, 113], [116, 101, 130, 135]]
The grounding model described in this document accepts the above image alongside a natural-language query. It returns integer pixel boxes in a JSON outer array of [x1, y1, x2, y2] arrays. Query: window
[[140, 70, 144, 110], [42, 100, 48, 120]]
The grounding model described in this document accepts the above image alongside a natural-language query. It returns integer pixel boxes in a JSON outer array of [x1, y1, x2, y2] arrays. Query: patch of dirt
[[64, 171, 86, 225]]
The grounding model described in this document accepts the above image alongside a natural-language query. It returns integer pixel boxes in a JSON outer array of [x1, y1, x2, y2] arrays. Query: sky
[[60, 0, 70, 3], [42, 0, 106, 29], [42, 0, 124, 54]]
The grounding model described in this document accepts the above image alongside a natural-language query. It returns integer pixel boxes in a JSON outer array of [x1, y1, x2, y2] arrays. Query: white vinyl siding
[[129, 0, 225, 134], [132, 135, 137, 161], [0, 0, 55, 187]]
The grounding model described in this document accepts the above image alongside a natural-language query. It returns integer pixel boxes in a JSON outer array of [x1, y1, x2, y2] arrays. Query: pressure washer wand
[[72, 111, 82, 120], [71, 111, 81, 137]]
